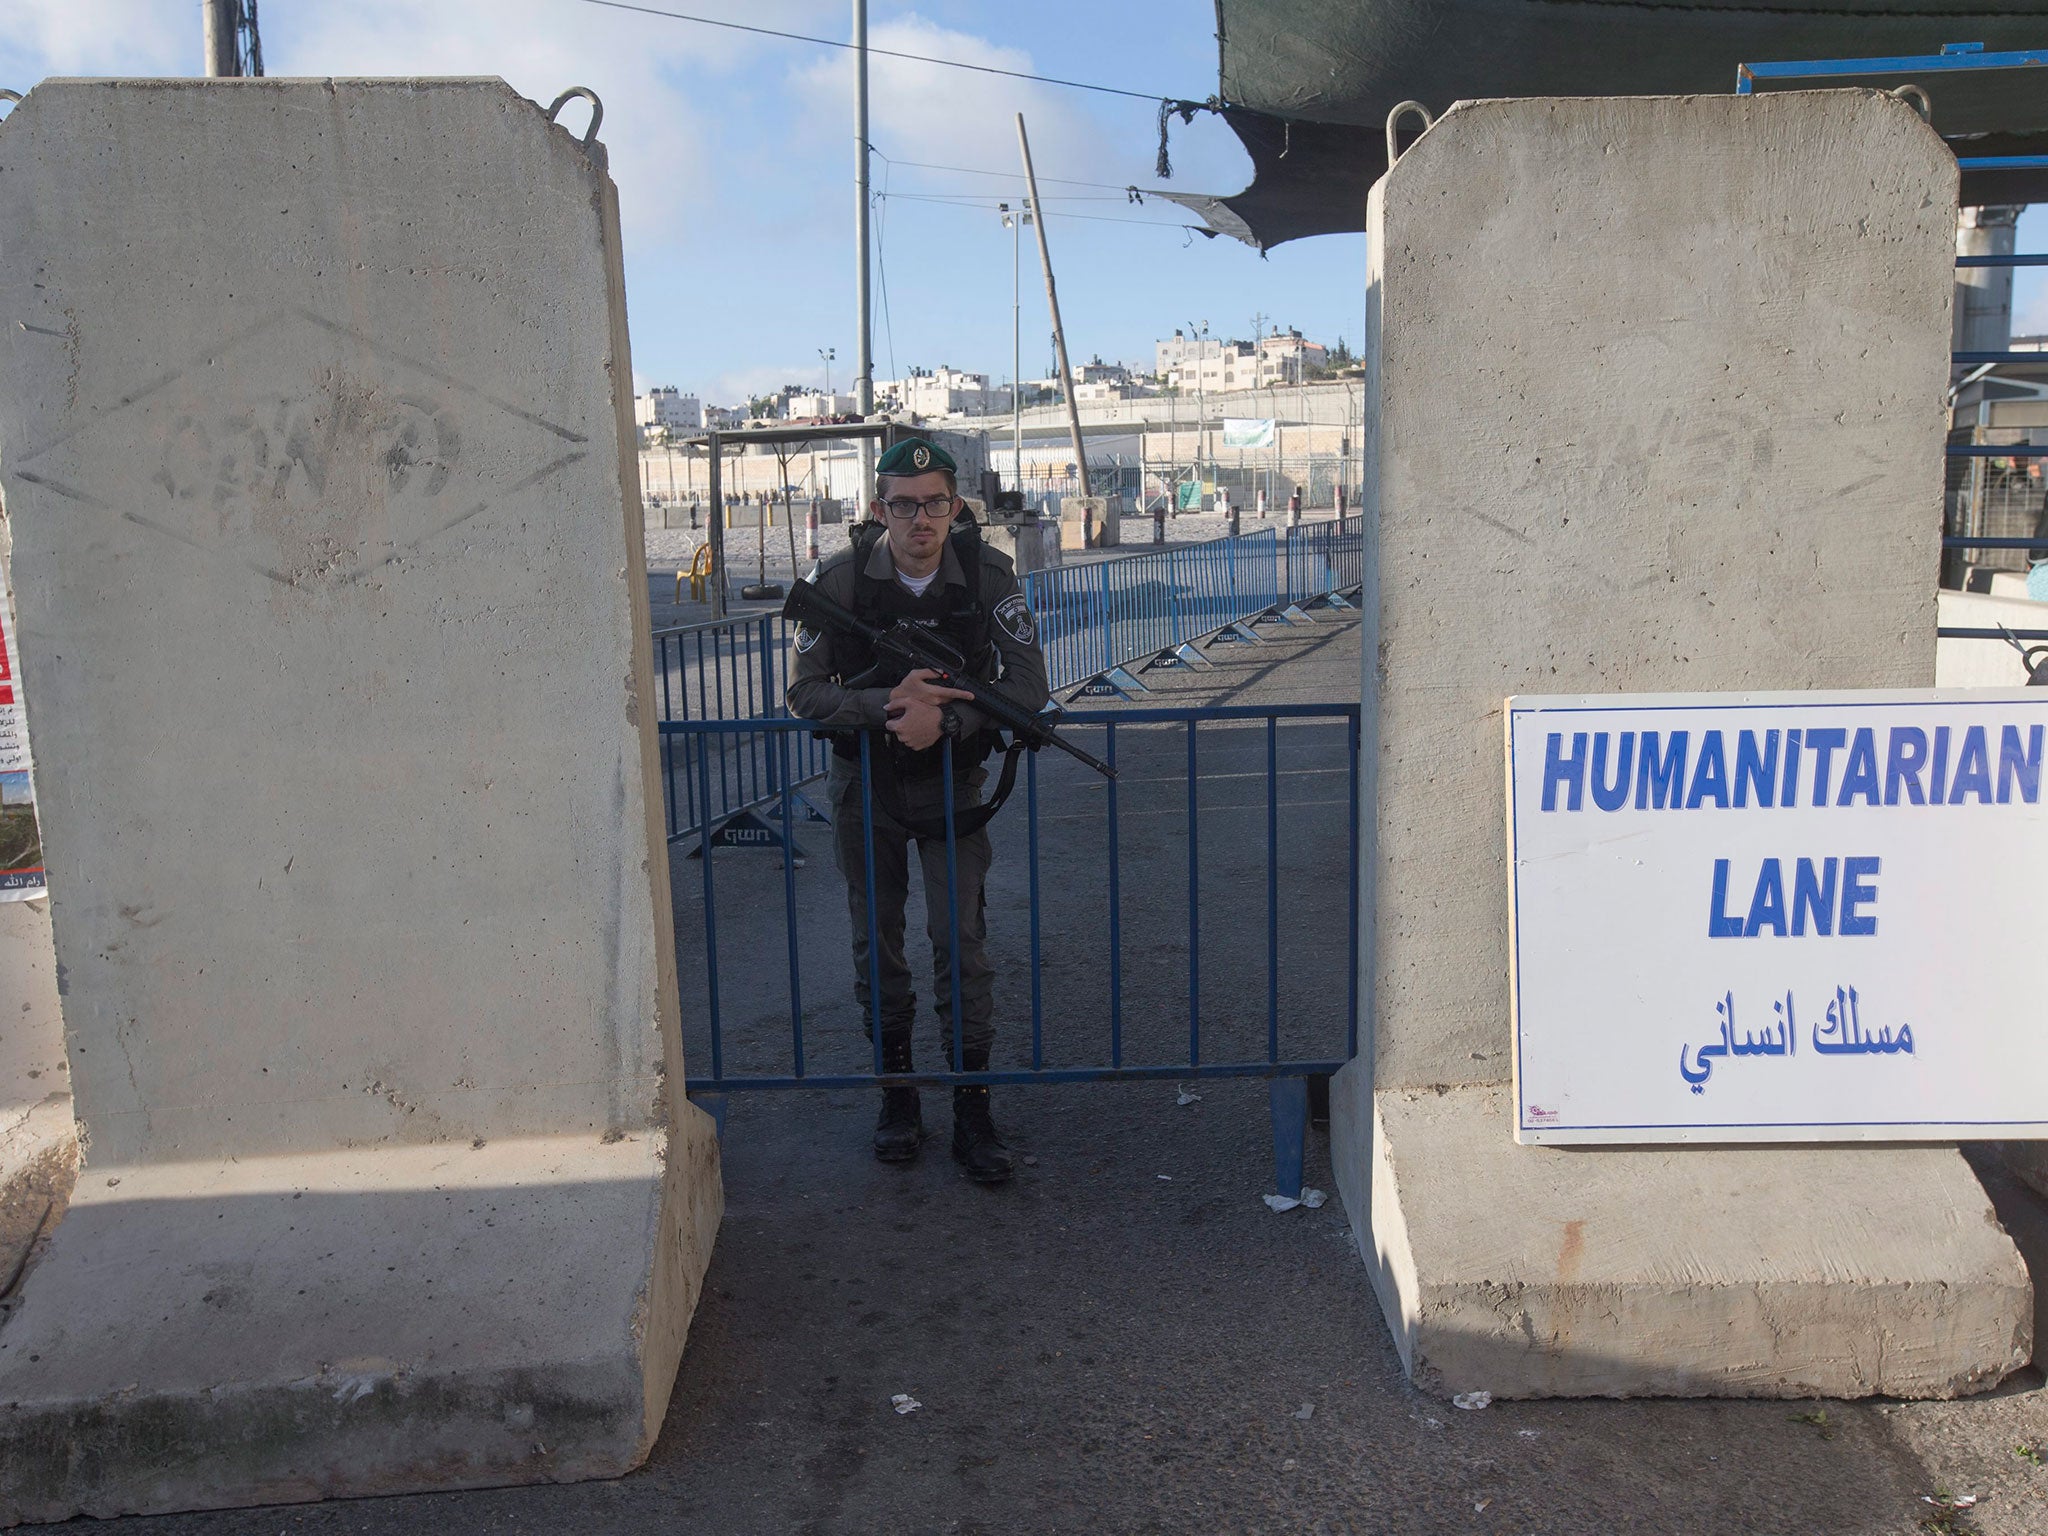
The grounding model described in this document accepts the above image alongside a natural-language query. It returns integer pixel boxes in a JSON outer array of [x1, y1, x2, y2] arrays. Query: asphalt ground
[[46, 610, 2048, 1536]]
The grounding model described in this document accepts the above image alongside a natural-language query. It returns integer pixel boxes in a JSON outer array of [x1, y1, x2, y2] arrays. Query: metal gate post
[[1097, 558, 1115, 678], [1269, 1076, 1308, 1200]]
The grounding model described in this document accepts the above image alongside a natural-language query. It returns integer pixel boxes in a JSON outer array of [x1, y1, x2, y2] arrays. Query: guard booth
[[677, 420, 994, 617]]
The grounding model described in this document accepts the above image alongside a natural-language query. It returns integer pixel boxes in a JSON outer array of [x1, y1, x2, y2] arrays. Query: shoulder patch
[[794, 623, 821, 654], [994, 591, 1036, 648]]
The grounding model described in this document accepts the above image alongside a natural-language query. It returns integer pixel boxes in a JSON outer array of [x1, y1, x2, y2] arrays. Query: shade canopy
[[1163, 0, 2048, 247]]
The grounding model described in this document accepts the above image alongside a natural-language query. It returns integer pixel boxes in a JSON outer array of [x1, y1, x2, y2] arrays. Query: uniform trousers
[[827, 754, 996, 1063]]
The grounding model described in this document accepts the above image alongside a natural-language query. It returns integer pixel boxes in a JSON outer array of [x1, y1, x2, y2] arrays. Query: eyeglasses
[[881, 495, 956, 521]]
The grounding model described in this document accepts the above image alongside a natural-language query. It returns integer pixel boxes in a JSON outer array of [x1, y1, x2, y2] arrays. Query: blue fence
[[652, 611, 831, 842], [654, 523, 1368, 841], [1020, 524, 1366, 695], [1022, 529, 1281, 692], [1738, 41, 2048, 660], [662, 703, 1362, 1197], [1285, 521, 1365, 606]]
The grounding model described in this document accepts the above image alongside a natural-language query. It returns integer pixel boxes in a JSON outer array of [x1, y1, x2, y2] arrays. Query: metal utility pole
[[1000, 203, 1026, 489], [202, 0, 237, 76], [853, 0, 876, 498], [1016, 114, 1090, 499]]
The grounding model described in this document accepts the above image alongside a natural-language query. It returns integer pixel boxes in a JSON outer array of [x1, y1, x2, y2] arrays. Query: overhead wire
[[869, 148, 1152, 195], [875, 190, 1203, 234], [572, 0, 1173, 103], [875, 157, 900, 384]]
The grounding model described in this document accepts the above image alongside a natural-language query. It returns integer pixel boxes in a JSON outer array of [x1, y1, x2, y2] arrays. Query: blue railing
[[662, 703, 1362, 1197], [1737, 43, 2048, 171], [652, 611, 831, 842], [653, 524, 1370, 841], [1739, 44, 2048, 655], [1021, 529, 1282, 691], [1284, 521, 1364, 604]]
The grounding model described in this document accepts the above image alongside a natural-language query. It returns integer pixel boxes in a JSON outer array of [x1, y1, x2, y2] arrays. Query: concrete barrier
[[1060, 495, 1119, 550], [1336, 91, 2029, 1399], [0, 78, 721, 1521]]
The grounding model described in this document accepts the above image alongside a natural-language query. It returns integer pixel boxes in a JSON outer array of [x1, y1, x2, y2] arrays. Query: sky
[[0, 0, 1371, 405]]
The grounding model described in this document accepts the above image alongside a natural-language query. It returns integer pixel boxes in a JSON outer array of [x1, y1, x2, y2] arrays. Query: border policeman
[[786, 438, 1049, 1183]]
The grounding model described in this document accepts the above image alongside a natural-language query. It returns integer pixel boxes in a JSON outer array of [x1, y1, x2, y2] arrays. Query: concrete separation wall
[[1335, 91, 2030, 1397], [0, 78, 720, 1521]]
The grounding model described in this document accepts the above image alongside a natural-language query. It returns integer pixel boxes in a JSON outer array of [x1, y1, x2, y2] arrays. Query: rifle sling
[[869, 735, 1029, 843]]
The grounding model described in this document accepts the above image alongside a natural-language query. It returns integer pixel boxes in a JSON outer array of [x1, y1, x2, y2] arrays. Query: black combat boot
[[950, 1085, 1013, 1184], [873, 1038, 924, 1163]]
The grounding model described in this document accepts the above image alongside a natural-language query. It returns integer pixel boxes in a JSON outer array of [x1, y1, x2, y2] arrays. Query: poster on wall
[[1507, 689, 2048, 1144], [0, 583, 44, 900]]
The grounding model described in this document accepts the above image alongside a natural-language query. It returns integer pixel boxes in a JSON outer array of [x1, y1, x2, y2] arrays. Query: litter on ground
[[1262, 1188, 1328, 1213]]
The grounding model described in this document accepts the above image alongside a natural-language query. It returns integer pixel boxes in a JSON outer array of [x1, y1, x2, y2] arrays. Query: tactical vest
[[833, 516, 996, 776]]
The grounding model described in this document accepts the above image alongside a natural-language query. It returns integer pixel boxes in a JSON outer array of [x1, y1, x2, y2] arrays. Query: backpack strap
[[947, 513, 992, 663]]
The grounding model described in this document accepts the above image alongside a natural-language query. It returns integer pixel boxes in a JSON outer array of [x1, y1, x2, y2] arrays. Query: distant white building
[[634, 386, 702, 435], [1253, 330, 1327, 387], [783, 391, 857, 419], [1155, 329, 1328, 391], [880, 365, 1008, 419]]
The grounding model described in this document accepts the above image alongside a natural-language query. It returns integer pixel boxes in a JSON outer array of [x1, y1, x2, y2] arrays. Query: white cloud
[[707, 361, 826, 403], [2, 0, 188, 78], [791, 15, 1134, 202], [4, 0, 845, 252], [274, 0, 840, 249]]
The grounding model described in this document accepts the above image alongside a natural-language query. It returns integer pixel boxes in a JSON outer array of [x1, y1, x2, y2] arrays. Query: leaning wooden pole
[[1016, 113, 1091, 499]]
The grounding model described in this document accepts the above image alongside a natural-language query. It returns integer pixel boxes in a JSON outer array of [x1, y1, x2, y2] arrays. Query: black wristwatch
[[939, 703, 965, 741]]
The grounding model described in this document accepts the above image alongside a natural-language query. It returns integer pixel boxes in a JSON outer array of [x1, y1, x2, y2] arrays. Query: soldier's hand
[[888, 668, 974, 711], [885, 698, 946, 751]]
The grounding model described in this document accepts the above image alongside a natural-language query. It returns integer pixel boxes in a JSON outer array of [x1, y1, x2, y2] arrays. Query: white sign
[[1507, 690, 2048, 1145], [1221, 417, 1275, 450]]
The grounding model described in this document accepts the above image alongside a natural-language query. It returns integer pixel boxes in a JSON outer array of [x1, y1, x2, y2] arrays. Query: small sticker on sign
[[994, 593, 1036, 647]]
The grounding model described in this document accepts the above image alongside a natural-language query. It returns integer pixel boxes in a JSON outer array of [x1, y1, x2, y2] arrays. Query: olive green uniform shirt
[[784, 528, 1050, 738]]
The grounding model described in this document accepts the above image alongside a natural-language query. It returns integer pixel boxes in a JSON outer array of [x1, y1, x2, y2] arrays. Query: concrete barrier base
[[1333, 1076, 2031, 1400], [0, 1115, 721, 1525]]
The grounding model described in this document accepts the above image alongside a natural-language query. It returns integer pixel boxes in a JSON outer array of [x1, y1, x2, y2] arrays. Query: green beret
[[876, 437, 955, 477]]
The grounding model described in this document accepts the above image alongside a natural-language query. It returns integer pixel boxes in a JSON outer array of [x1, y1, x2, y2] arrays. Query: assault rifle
[[782, 578, 1115, 781]]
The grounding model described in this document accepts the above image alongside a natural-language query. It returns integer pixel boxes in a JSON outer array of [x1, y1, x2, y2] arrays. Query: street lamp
[[818, 346, 835, 401], [1187, 318, 1209, 498]]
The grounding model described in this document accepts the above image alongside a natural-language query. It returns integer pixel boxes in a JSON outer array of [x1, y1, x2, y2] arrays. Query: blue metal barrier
[[1737, 44, 2048, 656], [1022, 530, 1282, 693], [651, 525, 1368, 846], [1017, 524, 1365, 699], [663, 702, 1362, 1199], [1284, 522, 1364, 608], [652, 612, 831, 845]]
